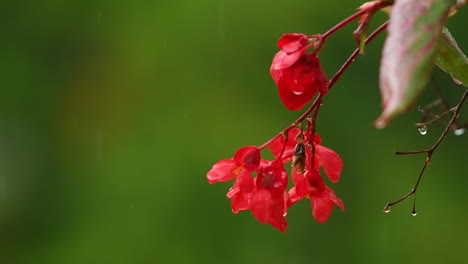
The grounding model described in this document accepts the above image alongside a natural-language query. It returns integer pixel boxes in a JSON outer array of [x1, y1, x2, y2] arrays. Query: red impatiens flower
[[267, 128, 344, 223], [270, 33, 329, 111], [207, 147, 289, 231], [289, 168, 344, 223], [207, 146, 260, 213], [207, 146, 260, 184], [268, 128, 343, 182]]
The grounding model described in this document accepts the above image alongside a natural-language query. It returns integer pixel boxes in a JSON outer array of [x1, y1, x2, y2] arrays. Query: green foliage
[[435, 27, 468, 87]]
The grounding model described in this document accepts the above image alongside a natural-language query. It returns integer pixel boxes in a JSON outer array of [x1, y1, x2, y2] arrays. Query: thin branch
[[328, 21, 389, 90], [384, 89, 468, 214]]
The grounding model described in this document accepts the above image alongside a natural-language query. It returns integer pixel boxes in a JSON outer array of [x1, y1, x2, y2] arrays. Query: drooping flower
[[289, 168, 344, 223], [207, 146, 260, 213], [207, 146, 260, 184], [270, 33, 329, 111], [207, 147, 290, 231], [224, 160, 290, 232]]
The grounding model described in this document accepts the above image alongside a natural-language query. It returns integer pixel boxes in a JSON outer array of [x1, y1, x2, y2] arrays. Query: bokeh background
[[1, 0, 468, 263]]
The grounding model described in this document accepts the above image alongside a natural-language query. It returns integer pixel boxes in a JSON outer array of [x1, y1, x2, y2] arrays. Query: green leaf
[[434, 27, 468, 87], [375, 0, 455, 129]]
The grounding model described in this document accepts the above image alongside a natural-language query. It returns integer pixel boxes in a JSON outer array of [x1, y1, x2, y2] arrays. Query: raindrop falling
[[418, 126, 427, 135], [383, 204, 391, 213], [412, 212, 417, 216], [454, 128, 465, 136]]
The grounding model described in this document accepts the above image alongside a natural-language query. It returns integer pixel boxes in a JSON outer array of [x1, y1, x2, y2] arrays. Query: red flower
[[208, 147, 289, 231], [268, 128, 342, 182], [270, 33, 329, 111], [289, 168, 344, 223], [249, 160, 289, 232], [208, 146, 260, 213], [207, 146, 260, 184]]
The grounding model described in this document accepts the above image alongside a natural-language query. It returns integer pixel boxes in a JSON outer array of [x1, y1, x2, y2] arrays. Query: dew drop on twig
[[454, 128, 465, 136], [418, 126, 427, 135], [412, 212, 417, 216], [383, 204, 391, 213]]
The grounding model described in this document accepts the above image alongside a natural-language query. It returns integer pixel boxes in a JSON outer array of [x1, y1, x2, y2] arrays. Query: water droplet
[[383, 204, 391, 213], [454, 128, 465, 136], [418, 126, 427, 135], [292, 90, 304, 95], [412, 212, 417, 216]]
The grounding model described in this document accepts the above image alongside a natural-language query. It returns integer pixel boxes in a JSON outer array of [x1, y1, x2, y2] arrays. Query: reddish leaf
[[375, 0, 454, 128]]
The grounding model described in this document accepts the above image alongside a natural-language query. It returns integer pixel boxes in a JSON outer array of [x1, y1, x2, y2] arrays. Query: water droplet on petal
[[383, 204, 391, 213], [418, 126, 427, 135], [292, 91, 304, 95], [454, 128, 465, 136]]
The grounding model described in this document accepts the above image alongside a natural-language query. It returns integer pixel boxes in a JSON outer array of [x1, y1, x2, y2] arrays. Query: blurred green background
[[1, 0, 468, 263]]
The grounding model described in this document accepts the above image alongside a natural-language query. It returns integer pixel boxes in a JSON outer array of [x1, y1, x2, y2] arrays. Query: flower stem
[[258, 96, 322, 150], [321, 9, 367, 40], [328, 21, 389, 90]]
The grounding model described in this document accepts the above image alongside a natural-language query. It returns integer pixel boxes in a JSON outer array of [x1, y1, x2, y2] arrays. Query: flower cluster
[[207, 128, 343, 232], [207, 33, 344, 232]]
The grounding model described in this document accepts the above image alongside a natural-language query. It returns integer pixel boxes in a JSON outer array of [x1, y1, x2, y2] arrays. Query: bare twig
[[383, 89, 468, 215]]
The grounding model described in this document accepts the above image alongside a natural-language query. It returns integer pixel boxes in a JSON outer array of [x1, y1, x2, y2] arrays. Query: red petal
[[287, 187, 301, 207], [310, 193, 333, 223], [324, 186, 345, 211], [277, 33, 308, 53], [227, 169, 255, 213], [271, 49, 307, 70], [315, 144, 342, 183], [293, 170, 313, 198], [267, 129, 300, 162], [229, 191, 251, 213], [250, 189, 288, 232], [233, 146, 260, 171], [235, 169, 255, 193], [256, 161, 288, 197], [207, 159, 238, 184], [291, 167, 304, 186]]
